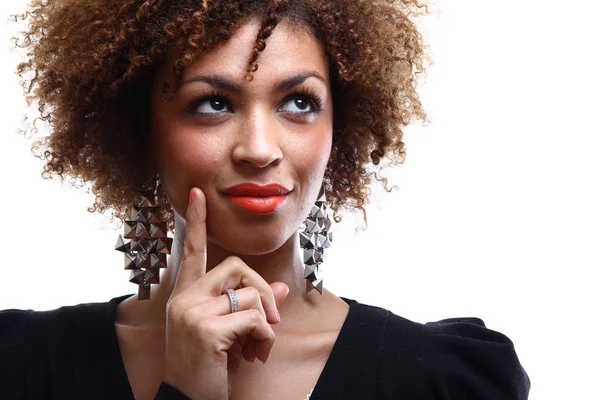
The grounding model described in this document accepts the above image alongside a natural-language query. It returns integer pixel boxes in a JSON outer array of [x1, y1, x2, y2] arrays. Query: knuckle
[[247, 286, 261, 302], [195, 318, 216, 338], [247, 308, 263, 322], [224, 255, 241, 264], [225, 255, 245, 271], [180, 308, 198, 327], [262, 326, 276, 343]]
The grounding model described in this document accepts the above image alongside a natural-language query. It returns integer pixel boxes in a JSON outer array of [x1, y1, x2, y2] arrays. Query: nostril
[[237, 152, 283, 168], [231, 140, 283, 168]]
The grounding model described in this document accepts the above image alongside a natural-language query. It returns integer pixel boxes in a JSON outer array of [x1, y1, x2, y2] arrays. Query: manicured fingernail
[[189, 189, 195, 205]]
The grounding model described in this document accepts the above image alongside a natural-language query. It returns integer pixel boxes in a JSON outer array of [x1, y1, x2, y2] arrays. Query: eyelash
[[290, 87, 324, 113], [187, 88, 324, 115]]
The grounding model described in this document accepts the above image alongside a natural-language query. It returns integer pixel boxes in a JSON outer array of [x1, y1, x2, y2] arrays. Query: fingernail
[[262, 354, 269, 364], [189, 189, 195, 205], [276, 308, 281, 323], [250, 356, 256, 363]]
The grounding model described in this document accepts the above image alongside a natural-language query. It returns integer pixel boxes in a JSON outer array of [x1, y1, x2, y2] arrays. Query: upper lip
[[222, 183, 292, 196]]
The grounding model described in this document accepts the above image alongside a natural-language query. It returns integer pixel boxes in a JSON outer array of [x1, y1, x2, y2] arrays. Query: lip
[[222, 183, 292, 196], [222, 183, 291, 214]]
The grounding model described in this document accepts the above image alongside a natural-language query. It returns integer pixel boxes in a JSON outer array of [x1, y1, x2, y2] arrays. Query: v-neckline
[[106, 294, 360, 400]]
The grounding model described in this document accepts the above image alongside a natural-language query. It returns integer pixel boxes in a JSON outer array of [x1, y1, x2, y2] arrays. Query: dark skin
[[114, 19, 349, 400]]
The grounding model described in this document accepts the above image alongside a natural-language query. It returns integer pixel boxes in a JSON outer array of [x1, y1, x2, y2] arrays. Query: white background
[[1, 1, 599, 399]]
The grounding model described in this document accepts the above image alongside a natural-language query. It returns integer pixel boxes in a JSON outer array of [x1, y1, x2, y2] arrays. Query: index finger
[[173, 187, 208, 295]]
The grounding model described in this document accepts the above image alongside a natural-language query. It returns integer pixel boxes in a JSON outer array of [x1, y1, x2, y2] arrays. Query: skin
[[114, 18, 350, 400]]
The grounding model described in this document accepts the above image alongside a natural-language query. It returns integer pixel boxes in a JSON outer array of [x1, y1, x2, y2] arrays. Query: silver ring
[[226, 288, 239, 313]]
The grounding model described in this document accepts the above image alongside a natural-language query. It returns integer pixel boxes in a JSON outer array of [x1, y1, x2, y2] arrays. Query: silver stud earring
[[300, 186, 333, 294], [115, 176, 173, 300]]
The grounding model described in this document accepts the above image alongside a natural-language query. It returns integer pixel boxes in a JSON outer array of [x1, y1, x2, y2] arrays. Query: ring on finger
[[226, 288, 239, 313]]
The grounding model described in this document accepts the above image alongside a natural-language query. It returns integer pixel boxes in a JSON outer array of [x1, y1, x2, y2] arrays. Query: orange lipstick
[[222, 183, 291, 214]]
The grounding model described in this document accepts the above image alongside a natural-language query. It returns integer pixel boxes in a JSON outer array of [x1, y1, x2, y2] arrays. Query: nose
[[231, 108, 283, 168]]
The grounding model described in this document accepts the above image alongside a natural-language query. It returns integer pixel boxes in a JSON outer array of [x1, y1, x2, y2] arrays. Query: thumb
[[270, 282, 290, 309]]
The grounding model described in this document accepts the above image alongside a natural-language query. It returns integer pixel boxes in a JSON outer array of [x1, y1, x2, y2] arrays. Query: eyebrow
[[178, 71, 328, 93]]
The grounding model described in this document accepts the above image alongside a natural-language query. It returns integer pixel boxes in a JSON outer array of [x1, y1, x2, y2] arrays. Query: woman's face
[[151, 18, 333, 255]]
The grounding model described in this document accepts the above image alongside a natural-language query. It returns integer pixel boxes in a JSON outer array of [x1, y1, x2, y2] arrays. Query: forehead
[[176, 18, 329, 86]]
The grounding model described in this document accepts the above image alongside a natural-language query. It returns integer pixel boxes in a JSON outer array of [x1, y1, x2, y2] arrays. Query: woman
[[1, 0, 530, 399]]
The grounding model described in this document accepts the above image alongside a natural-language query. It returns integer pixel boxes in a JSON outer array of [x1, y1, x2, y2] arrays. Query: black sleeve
[[424, 317, 531, 399], [0, 309, 32, 400], [155, 382, 192, 400]]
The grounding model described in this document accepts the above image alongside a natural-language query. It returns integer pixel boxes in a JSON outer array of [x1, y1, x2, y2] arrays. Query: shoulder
[[0, 298, 120, 357], [0, 309, 33, 374], [420, 316, 531, 399], [0, 297, 123, 350], [0, 296, 129, 397], [344, 299, 531, 399], [0, 309, 33, 398]]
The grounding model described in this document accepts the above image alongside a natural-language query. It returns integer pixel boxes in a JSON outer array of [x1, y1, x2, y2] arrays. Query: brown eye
[[293, 98, 310, 110], [189, 95, 231, 115], [279, 96, 316, 113], [208, 99, 227, 111]]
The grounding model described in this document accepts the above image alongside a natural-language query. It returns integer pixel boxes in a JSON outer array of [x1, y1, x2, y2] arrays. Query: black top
[[0, 295, 530, 399]]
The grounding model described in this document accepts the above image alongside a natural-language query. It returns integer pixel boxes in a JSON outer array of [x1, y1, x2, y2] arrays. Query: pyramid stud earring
[[115, 177, 172, 300], [300, 186, 333, 294]]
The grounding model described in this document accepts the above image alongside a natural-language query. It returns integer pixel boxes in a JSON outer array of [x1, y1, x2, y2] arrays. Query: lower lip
[[225, 195, 287, 214]]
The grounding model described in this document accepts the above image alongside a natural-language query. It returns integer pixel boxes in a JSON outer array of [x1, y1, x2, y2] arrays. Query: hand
[[163, 187, 290, 400]]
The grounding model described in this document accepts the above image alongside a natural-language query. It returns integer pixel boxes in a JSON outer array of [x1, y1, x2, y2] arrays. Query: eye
[[278, 89, 323, 114], [188, 92, 231, 115], [279, 96, 314, 113]]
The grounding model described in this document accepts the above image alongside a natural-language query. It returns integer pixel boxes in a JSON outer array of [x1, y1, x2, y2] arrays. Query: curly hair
[[13, 0, 429, 230]]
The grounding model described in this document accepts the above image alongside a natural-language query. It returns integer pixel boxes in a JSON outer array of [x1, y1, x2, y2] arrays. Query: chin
[[207, 220, 297, 256]]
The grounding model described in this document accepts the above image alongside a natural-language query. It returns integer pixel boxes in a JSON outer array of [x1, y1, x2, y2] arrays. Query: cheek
[[303, 125, 333, 176], [291, 124, 333, 206], [153, 123, 227, 213], [154, 107, 223, 166]]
